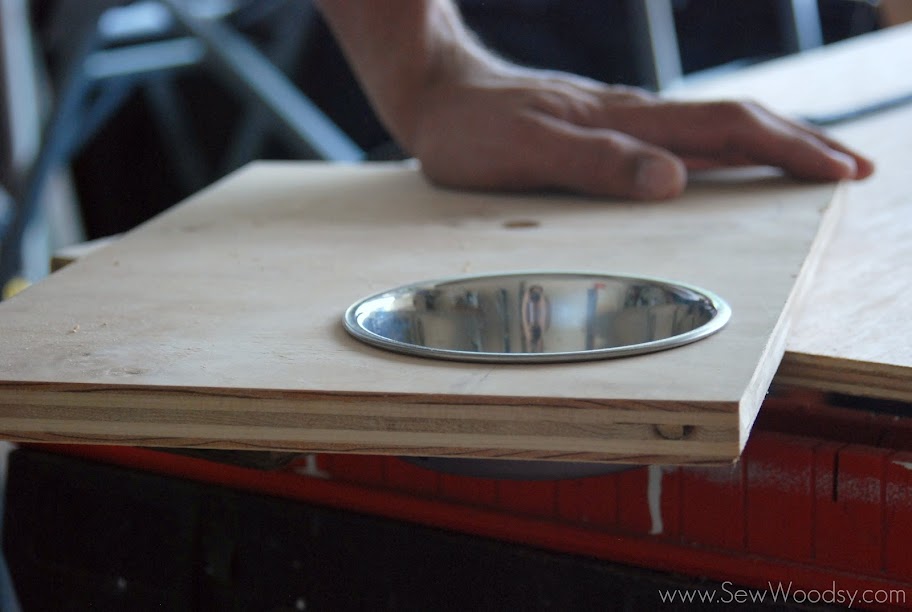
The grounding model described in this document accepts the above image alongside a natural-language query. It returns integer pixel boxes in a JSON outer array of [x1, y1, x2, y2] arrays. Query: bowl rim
[[342, 270, 732, 363]]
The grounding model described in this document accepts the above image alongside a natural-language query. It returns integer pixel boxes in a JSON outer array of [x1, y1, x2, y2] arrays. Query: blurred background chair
[[631, 0, 827, 90], [0, 0, 364, 292]]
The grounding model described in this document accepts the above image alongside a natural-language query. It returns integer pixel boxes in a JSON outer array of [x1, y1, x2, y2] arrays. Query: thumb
[[528, 116, 687, 200]]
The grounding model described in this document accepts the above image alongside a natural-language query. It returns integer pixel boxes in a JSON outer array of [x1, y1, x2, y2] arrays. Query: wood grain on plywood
[[0, 164, 841, 462]]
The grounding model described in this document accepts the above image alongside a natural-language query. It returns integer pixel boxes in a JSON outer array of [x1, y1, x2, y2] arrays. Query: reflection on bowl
[[344, 272, 731, 363]]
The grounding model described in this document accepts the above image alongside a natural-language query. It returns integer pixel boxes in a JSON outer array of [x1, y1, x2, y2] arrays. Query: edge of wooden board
[[737, 182, 848, 449], [776, 351, 912, 403], [11, 170, 850, 465], [0, 382, 739, 464]]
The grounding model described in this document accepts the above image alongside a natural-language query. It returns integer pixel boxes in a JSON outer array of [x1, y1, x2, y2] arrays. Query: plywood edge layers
[[737, 182, 848, 450], [0, 382, 739, 463], [776, 352, 912, 403]]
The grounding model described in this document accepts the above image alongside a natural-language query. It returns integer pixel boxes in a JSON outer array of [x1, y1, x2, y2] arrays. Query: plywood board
[[0, 163, 841, 463], [672, 24, 912, 401]]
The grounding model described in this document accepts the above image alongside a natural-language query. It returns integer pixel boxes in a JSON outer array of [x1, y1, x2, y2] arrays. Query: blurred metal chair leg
[[629, 0, 683, 91], [0, 0, 365, 293], [1, 0, 61, 293], [629, 0, 825, 92], [778, 0, 824, 52], [162, 0, 364, 162]]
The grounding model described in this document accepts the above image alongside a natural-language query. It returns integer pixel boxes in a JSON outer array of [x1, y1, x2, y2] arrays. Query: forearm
[[315, 0, 496, 149], [314, 2, 872, 198]]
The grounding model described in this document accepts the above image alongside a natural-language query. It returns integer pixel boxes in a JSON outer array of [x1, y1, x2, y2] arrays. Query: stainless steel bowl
[[344, 272, 730, 363]]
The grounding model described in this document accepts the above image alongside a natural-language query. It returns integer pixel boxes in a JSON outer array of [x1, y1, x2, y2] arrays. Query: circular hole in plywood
[[343, 272, 731, 363]]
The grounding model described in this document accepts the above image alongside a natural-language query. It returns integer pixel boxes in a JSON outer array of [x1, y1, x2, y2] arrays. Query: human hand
[[405, 66, 875, 200], [317, 0, 873, 200]]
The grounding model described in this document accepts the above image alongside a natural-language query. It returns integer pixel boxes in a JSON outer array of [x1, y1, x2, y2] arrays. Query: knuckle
[[526, 89, 595, 124], [607, 85, 655, 104], [711, 100, 760, 124], [511, 109, 548, 140], [524, 89, 565, 114]]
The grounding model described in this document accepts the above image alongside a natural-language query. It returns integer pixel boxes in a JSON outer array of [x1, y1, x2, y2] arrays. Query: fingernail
[[635, 158, 676, 198], [831, 151, 858, 177]]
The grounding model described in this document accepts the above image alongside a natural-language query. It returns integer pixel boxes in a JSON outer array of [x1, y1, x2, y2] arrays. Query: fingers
[[727, 103, 872, 180], [788, 118, 876, 179], [591, 99, 874, 181], [415, 72, 875, 199], [523, 112, 687, 199], [416, 106, 686, 200]]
